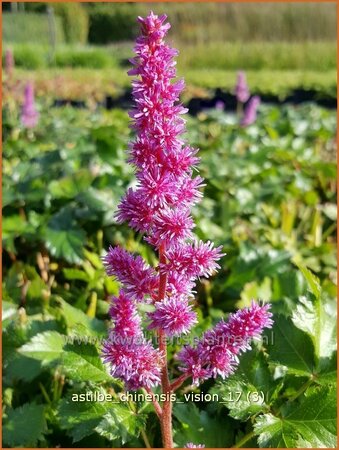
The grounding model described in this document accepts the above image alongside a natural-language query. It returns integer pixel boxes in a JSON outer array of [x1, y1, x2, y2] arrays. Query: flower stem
[[170, 373, 189, 391], [232, 430, 256, 448], [157, 244, 173, 448], [140, 429, 152, 448], [144, 387, 163, 419]]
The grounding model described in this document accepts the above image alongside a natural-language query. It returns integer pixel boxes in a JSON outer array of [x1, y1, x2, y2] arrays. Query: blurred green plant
[[177, 41, 336, 71], [2, 12, 65, 45], [54, 47, 113, 69], [5, 40, 336, 73]]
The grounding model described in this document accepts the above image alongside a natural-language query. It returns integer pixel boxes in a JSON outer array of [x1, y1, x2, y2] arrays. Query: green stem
[[127, 398, 152, 448], [140, 429, 151, 448], [39, 382, 51, 405], [144, 386, 162, 418], [285, 378, 314, 404], [232, 430, 256, 448]]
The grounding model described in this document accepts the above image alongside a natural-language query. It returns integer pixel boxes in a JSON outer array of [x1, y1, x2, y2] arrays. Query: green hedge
[[6, 45, 47, 69], [55, 48, 112, 69], [2, 12, 65, 45], [178, 41, 337, 71], [87, 4, 143, 44], [85, 2, 336, 44], [6, 40, 336, 72], [4, 44, 117, 69], [52, 3, 89, 45]]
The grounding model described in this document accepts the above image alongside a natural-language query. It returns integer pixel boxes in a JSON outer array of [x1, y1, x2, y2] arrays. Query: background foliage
[[2, 99, 337, 448], [3, 2, 337, 44], [2, 2, 337, 448]]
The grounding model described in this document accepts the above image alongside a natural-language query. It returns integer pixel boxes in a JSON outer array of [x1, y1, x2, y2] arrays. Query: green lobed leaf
[[5, 354, 43, 382], [45, 227, 85, 264], [254, 386, 337, 448], [63, 268, 91, 282], [292, 258, 321, 299], [44, 206, 85, 264], [58, 390, 114, 442], [48, 169, 93, 199], [210, 351, 279, 421], [18, 330, 65, 364], [2, 301, 18, 329], [267, 315, 315, 377], [292, 295, 337, 364], [3, 403, 46, 447], [95, 405, 146, 445], [173, 402, 234, 447], [61, 342, 112, 383], [58, 297, 106, 336]]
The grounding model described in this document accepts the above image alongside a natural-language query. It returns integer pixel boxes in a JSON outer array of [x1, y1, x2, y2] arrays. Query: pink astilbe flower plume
[[150, 207, 195, 247], [162, 240, 225, 278], [21, 82, 39, 129], [241, 95, 261, 127], [137, 166, 176, 208], [103, 246, 158, 301], [148, 296, 197, 336], [5, 49, 14, 78], [108, 291, 142, 338], [163, 145, 200, 175], [178, 301, 273, 384], [235, 71, 250, 103], [102, 293, 163, 389], [101, 12, 273, 448], [116, 188, 156, 233]]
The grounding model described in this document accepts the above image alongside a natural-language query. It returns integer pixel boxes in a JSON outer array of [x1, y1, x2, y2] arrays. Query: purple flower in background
[[185, 444, 205, 448], [235, 71, 250, 103], [21, 82, 39, 129], [215, 100, 225, 111], [5, 49, 14, 77], [241, 95, 261, 127]]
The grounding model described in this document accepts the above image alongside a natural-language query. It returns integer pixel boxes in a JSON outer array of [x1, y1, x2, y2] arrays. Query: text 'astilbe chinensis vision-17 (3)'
[[101, 11, 273, 447]]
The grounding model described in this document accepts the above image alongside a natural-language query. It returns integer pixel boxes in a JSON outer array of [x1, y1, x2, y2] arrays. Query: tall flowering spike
[[235, 71, 250, 103], [103, 246, 158, 301], [178, 302, 273, 385], [101, 14, 273, 448], [118, 10, 204, 247], [241, 95, 261, 127]]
